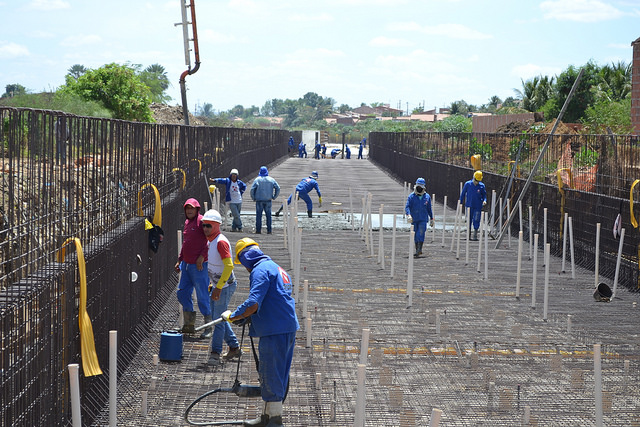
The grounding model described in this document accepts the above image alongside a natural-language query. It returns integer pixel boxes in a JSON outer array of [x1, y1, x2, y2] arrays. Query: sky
[[1, 0, 639, 115]]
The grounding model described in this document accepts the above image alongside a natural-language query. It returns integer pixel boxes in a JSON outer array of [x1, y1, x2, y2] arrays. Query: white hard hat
[[230, 168, 239, 176], [202, 209, 222, 223]]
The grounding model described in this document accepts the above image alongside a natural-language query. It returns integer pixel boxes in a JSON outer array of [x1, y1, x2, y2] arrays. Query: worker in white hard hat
[[221, 238, 298, 427], [210, 168, 247, 232], [201, 209, 241, 365], [459, 170, 487, 241]]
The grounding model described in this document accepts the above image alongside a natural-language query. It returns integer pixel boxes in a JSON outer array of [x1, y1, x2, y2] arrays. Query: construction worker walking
[[275, 171, 322, 218], [459, 170, 487, 241], [405, 178, 434, 257]]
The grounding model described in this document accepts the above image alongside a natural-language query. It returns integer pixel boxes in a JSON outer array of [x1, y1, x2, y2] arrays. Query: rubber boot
[[307, 210, 312, 218], [275, 205, 283, 217], [243, 402, 269, 426], [414, 242, 420, 258], [265, 402, 283, 427], [472, 229, 478, 241], [181, 311, 196, 334], [417, 241, 423, 256], [200, 315, 213, 339]]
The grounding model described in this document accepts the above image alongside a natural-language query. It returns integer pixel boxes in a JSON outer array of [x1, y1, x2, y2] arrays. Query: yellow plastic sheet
[[57, 238, 103, 377], [172, 168, 186, 190], [631, 179, 639, 229]]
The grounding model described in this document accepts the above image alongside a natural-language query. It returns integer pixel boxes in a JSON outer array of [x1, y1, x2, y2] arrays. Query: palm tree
[[595, 61, 631, 102], [514, 75, 554, 112], [67, 64, 88, 81]]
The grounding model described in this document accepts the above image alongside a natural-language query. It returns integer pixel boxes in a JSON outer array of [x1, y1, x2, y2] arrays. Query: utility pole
[[175, 0, 201, 126]]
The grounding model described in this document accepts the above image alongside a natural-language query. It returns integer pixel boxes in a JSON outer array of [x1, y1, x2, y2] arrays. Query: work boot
[[414, 242, 420, 258], [181, 311, 196, 334], [200, 315, 213, 339], [265, 402, 283, 426], [207, 351, 221, 366], [417, 241, 423, 256], [472, 229, 478, 241], [275, 205, 283, 217], [223, 346, 243, 360], [307, 210, 313, 218]]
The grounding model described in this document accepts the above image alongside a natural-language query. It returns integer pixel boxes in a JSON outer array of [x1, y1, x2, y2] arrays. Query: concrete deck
[[98, 156, 640, 426]]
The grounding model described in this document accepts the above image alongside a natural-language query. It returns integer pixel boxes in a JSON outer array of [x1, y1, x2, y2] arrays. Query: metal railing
[[0, 107, 291, 426], [369, 130, 640, 293]]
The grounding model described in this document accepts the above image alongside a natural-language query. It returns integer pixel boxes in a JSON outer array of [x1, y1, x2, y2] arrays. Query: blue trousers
[[210, 281, 240, 354], [255, 200, 272, 233], [229, 202, 242, 231], [258, 332, 296, 402], [413, 220, 427, 243], [177, 261, 211, 316], [469, 208, 482, 230], [287, 192, 313, 211]]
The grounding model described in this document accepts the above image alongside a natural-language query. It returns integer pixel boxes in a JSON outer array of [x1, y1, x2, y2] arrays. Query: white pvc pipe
[[306, 317, 312, 348], [562, 213, 568, 272], [595, 222, 601, 288], [407, 231, 414, 308], [354, 364, 367, 427], [68, 363, 82, 427], [303, 279, 309, 319], [483, 212, 489, 280], [450, 202, 460, 252], [441, 195, 447, 247], [295, 226, 302, 300], [516, 231, 523, 299], [528, 205, 533, 260], [490, 190, 497, 235], [359, 196, 365, 235], [523, 406, 531, 425], [507, 201, 511, 248], [429, 408, 443, 427], [543, 243, 550, 321], [349, 187, 354, 230], [518, 200, 523, 232], [569, 216, 576, 279], [477, 212, 484, 273], [435, 311, 441, 335], [109, 330, 117, 427], [594, 344, 603, 427], [379, 205, 385, 269], [532, 234, 539, 309], [612, 228, 626, 300], [390, 214, 397, 278], [153, 354, 159, 366], [359, 328, 370, 365], [282, 198, 288, 250], [141, 390, 148, 417], [465, 207, 470, 265], [368, 195, 375, 257], [456, 205, 462, 260], [567, 314, 572, 334], [498, 197, 503, 237], [431, 193, 436, 243], [543, 207, 548, 257]]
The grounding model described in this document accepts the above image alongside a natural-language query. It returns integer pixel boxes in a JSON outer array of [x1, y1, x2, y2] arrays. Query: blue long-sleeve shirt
[[405, 193, 433, 222], [295, 177, 321, 198], [251, 176, 280, 201], [459, 179, 487, 210], [212, 176, 246, 202]]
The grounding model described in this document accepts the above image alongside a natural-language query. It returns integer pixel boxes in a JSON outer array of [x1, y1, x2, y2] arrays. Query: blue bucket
[[159, 331, 183, 361]]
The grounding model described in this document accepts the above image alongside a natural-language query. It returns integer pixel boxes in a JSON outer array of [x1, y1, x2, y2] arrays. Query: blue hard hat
[[415, 178, 426, 186], [259, 166, 268, 176], [310, 171, 318, 179]]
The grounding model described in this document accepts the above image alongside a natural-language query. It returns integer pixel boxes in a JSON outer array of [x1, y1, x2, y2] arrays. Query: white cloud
[[288, 12, 334, 22], [387, 22, 492, 40], [540, 0, 624, 22], [27, 0, 70, 10], [369, 36, 413, 47], [60, 34, 102, 47], [200, 29, 243, 44], [511, 63, 562, 80], [0, 41, 30, 58], [607, 42, 634, 49]]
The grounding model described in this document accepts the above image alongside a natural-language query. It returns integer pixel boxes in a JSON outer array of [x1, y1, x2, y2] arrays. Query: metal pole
[[495, 67, 585, 248]]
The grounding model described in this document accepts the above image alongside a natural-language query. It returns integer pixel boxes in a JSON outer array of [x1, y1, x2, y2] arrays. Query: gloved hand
[[318, 197, 322, 207], [429, 219, 435, 228], [483, 200, 487, 206], [221, 310, 233, 322], [407, 215, 413, 223]]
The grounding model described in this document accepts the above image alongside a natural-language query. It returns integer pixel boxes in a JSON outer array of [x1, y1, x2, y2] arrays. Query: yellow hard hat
[[474, 170, 483, 181], [234, 237, 258, 264], [209, 184, 216, 193]]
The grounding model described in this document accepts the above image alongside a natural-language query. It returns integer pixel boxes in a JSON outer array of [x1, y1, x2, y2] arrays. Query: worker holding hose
[[405, 177, 434, 257], [221, 238, 299, 427], [459, 170, 487, 241]]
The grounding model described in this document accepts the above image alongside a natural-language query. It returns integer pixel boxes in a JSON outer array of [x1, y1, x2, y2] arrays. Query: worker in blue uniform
[[345, 145, 351, 159], [357, 141, 364, 159], [275, 171, 322, 218], [313, 141, 321, 159], [321, 144, 327, 158], [459, 170, 487, 241], [405, 178, 434, 257], [222, 238, 299, 427], [287, 137, 294, 155], [330, 148, 341, 159]]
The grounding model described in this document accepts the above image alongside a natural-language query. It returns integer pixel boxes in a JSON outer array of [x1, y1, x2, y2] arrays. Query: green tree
[[139, 64, 171, 103], [229, 105, 245, 118], [515, 75, 554, 113], [581, 97, 632, 134], [450, 100, 470, 116], [198, 103, 214, 118], [338, 104, 351, 114], [545, 61, 600, 122], [61, 62, 153, 122], [67, 64, 88, 81], [593, 61, 631, 103], [1, 83, 28, 98]]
